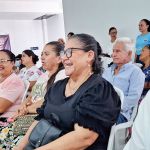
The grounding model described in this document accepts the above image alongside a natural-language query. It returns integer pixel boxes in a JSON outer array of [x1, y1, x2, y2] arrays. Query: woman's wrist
[[26, 106, 30, 114]]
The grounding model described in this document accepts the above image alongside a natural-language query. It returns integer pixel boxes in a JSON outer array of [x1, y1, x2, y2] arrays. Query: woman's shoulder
[[2, 73, 24, 88], [54, 69, 67, 82], [46, 78, 69, 97], [29, 66, 42, 73], [53, 77, 69, 87], [19, 67, 26, 73], [90, 74, 113, 88]]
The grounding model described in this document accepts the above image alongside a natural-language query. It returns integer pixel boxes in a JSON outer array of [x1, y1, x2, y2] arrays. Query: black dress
[[36, 74, 121, 150]]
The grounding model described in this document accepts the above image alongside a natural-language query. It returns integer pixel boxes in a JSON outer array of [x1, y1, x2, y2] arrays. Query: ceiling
[[0, 0, 62, 20]]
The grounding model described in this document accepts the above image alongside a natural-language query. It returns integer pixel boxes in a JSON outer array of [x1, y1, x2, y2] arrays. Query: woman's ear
[[88, 50, 95, 62], [29, 56, 33, 62], [57, 56, 62, 64]]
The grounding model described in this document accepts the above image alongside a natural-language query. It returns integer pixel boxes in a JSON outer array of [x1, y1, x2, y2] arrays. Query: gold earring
[[88, 64, 91, 67]]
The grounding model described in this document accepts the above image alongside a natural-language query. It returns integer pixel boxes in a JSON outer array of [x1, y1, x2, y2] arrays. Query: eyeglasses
[[60, 48, 87, 58], [0, 59, 12, 64], [110, 31, 117, 34]]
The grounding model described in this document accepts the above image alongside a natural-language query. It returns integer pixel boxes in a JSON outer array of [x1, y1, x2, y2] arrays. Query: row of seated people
[[0, 41, 67, 148], [0, 34, 148, 149], [17, 49, 42, 91]]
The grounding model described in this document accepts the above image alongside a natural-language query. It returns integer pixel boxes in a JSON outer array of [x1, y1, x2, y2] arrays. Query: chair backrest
[[21, 80, 30, 102], [113, 86, 124, 107], [107, 87, 138, 150], [107, 124, 116, 150], [134, 63, 143, 68], [107, 121, 133, 150], [130, 104, 138, 122], [107, 105, 139, 150]]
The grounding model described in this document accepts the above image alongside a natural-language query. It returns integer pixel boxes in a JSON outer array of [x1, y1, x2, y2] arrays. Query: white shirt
[[102, 40, 114, 70], [18, 65, 42, 81]]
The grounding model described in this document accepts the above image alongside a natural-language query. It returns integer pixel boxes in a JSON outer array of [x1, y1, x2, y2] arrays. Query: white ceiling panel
[[0, 0, 62, 20]]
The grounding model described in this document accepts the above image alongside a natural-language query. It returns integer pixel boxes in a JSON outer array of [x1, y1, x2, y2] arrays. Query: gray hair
[[114, 37, 134, 52], [114, 37, 135, 61]]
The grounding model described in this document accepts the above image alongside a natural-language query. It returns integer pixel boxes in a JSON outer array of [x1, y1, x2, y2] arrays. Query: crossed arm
[[13, 94, 43, 120]]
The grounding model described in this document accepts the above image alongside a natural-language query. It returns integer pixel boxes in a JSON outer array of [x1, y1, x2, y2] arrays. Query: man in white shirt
[[102, 27, 118, 69]]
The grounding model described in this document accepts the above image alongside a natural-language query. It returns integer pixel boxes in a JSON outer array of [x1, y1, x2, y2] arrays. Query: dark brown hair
[[45, 41, 64, 90], [141, 19, 150, 32], [69, 33, 103, 75]]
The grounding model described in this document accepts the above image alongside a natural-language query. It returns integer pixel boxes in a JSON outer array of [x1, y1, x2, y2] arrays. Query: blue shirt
[[102, 62, 145, 120], [136, 32, 150, 55]]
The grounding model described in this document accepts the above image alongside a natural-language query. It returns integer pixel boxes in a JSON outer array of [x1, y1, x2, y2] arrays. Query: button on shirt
[[102, 62, 145, 120]]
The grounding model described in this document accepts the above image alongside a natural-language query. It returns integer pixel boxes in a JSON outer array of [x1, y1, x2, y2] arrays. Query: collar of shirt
[[111, 61, 133, 74]]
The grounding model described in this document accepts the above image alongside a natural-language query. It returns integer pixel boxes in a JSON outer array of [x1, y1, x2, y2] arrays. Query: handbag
[[24, 114, 62, 150], [13, 114, 36, 136]]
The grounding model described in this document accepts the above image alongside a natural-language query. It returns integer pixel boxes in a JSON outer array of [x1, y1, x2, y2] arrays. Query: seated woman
[[0, 50, 25, 119], [14, 54, 25, 74], [15, 34, 121, 150], [14, 41, 66, 117], [139, 44, 150, 97], [18, 50, 42, 91], [0, 50, 25, 145], [0, 42, 66, 149]]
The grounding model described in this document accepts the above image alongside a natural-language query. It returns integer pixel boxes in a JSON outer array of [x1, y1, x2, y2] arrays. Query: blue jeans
[[116, 113, 128, 124]]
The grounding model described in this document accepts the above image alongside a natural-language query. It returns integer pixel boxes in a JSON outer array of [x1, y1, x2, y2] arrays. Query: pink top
[[0, 73, 25, 118]]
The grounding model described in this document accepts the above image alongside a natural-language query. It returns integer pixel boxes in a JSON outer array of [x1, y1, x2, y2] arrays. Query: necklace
[[67, 72, 93, 95]]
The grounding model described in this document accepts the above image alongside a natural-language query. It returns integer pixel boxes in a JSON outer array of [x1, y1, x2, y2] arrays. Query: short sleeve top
[[36, 74, 121, 150], [18, 65, 42, 81], [0, 73, 25, 117], [136, 33, 150, 55]]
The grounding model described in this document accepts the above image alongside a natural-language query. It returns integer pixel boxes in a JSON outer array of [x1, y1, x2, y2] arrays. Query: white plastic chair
[[107, 124, 116, 150], [21, 80, 30, 102], [107, 105, 139, 150], [107, 86, 138, 150], [134, 63, 143, 68], [113, 86, 124, 107]]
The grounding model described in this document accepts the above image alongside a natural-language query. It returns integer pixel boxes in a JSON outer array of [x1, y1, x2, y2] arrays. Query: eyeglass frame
[[0, 59, 13, 64], [109, 31, 117, 34], [59, 48, 88, 58]]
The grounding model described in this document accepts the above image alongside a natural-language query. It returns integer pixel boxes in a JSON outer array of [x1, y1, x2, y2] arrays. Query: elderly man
[[102, 37, 145, 124]]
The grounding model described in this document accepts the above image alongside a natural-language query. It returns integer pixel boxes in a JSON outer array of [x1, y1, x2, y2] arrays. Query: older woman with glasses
[[0, 50, 24, 118], [0, 50, 25, 143], [15, 34, 121, 150]]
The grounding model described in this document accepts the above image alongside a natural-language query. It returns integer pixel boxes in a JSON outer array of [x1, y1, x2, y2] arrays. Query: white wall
[[0, 20, 43, 66], [62, 0, 150, 53], [0, 15, 65, 67], [0, 1, 65, 67], [0, 20, 43, 54], [47, 14, 65, 42]]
